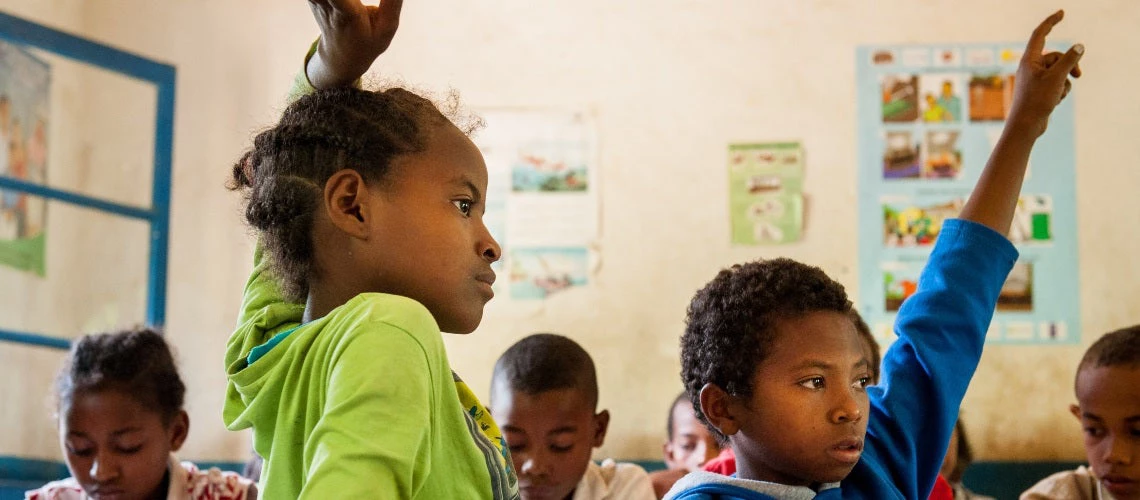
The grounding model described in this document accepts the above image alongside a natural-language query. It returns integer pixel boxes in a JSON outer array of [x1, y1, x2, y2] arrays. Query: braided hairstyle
[[680, 258, 852, 443], [56, 328, 185, 424], [229, 86, 469, 302]]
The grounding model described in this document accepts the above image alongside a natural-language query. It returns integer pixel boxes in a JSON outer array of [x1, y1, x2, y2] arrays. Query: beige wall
[[2, 0, 1138, 465]]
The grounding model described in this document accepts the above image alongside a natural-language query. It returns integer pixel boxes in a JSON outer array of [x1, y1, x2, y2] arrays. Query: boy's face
[[490, 385, 607, 500], [719, 311, 871, 486], [1071, 365, 1140, 499], [664, 400, 721, 471]]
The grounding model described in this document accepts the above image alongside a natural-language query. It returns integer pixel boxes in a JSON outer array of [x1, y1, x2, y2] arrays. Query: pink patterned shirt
[[25, 454, 256, 500]]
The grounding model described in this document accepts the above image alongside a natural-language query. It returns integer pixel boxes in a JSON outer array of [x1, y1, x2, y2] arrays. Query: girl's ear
[[323, 169, 370, 239], [168, 410, 190, 452]]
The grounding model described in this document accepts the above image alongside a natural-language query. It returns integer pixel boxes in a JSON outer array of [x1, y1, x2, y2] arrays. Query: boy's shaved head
[[1077, 324, 1140, 379], [491, 333, 598, 407], [490, 333, 607, 500]]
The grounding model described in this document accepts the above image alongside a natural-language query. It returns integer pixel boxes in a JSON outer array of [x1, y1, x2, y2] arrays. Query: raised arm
[[959, 9, 1083, 235], [305, 0, 404, 89]]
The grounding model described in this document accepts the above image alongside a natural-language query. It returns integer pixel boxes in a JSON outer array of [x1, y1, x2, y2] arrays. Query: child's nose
[[89, 453, 119, 482], [829, 391, 864, 424], [520, 453, 551, 478], [1104, 436, 1134, 465], [702, 440, 721, 464], [479, 228, 501, 263]]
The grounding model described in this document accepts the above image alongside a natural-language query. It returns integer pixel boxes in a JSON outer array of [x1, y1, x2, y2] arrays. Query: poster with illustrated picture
[[858, 43, 1079, 346], [727, 142, 805, 245], [475, 110, 600, 300], [0, 40, 50, 276]]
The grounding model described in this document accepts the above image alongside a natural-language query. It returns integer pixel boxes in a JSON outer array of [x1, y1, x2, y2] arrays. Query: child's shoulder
[[24, 478, 85, 500], [1020, 465, 1100, 500], [177, 460, 257, 500], [588, 459, 656, 500], [323, 293, 443, 347]]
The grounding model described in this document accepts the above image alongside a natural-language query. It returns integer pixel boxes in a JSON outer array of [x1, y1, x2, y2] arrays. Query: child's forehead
[[769, 311, 859, 345], [498, 386, 593, 412], [1076, 365, 1140, 402], [63, 388, 163, 430]]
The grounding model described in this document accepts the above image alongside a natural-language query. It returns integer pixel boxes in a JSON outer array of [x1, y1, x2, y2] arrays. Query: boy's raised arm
[[959, 9, 1082, 235]]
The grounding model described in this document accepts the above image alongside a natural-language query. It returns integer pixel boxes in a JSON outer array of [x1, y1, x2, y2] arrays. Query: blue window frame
[[0, 10, 175, 350]]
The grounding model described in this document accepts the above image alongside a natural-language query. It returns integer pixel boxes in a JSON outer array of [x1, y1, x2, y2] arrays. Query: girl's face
[[347, 121, 501, 334], [59, 388, 188, 500]]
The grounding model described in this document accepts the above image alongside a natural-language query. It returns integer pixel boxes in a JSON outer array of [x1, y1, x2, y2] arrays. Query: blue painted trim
[[0, 457, 69, 482], [0, 329, 69, 350], [0, 176, 153, 221], [0, 11, 174, 83], [0, 457, 245, 482], [147, 76, 176, 327], [0, 11, 176, 339]]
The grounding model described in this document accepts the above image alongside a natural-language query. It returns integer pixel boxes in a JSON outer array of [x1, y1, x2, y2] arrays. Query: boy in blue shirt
[[666, 11, 1083, 500]]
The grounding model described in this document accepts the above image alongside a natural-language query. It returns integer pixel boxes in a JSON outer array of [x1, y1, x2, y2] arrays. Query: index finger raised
[[1024, 10, 1064, 63]]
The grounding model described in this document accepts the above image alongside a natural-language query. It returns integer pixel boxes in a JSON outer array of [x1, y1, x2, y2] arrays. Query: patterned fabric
[[25, 454, 256, 500], [455, 372, 520, 500]]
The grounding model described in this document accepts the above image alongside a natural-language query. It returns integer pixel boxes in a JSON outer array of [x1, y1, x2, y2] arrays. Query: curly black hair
[[56, 328, 186, 424], [680, 258, 852, 442], [850, 310, 881, 384], [1077, 324, 1140, 376], [491, 333, 599, 408], [229, 86, 470, 302]]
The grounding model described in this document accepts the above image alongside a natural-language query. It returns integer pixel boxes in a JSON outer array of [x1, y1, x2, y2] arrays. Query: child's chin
[[811, 465, 857, 485]]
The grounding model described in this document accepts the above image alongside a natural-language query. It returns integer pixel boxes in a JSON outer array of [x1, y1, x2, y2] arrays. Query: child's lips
[[519, 484, 556, 499], [475, 271, 496, 298], [1101, 474, 1140, 495], [827, 438, 864, 465], [90, 489, 125, 500]]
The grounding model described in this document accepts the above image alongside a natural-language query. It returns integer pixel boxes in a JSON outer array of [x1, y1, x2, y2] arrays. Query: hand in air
[[307, 0, 404, 89], [1009, 9, 1084, 138]]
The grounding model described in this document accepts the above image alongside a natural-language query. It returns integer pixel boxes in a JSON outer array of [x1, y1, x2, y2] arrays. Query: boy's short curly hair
[[680, 258, 852, 442]]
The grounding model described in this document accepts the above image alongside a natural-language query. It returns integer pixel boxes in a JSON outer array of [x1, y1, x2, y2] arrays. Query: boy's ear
[[169, 410, 190, 452], [592, 409, 611, 447], [1069, 404, 1082, 421], [324, 169, 371, 239], [699, 383, 740, 438]]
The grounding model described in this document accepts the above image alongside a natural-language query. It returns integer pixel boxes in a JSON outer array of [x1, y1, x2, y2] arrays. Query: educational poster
[[0, 40, 50, 276], [858, 44, 1079, 345], [728, 142, 804, 245], [475, 110, 600, 300]]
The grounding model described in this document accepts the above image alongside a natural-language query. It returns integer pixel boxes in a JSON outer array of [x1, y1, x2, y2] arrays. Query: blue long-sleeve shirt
[[666, 219, 1018, 500]]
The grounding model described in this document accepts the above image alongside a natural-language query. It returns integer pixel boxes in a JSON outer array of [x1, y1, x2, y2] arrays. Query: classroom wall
[[2, 0, 1138, 465]]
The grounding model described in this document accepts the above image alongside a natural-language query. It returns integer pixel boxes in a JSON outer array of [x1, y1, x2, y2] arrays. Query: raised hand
[[306, 0, 405, 89], [1009, 10, 1084, 138], [958, 11, 1084, 235]]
